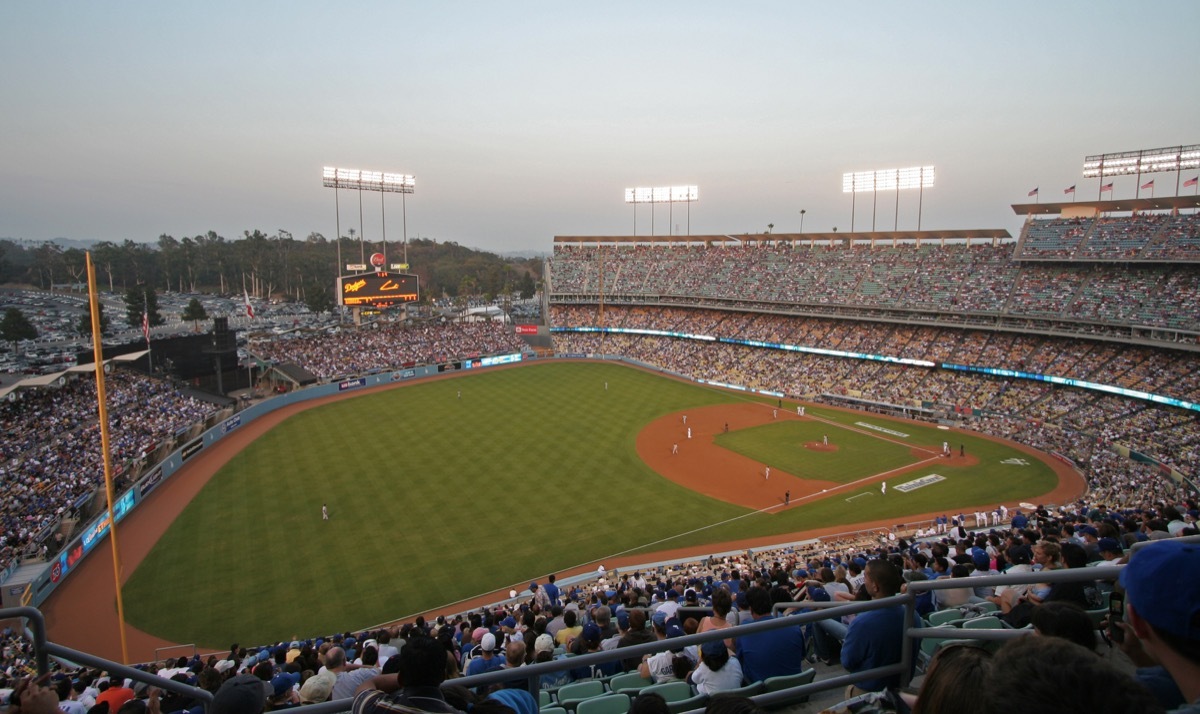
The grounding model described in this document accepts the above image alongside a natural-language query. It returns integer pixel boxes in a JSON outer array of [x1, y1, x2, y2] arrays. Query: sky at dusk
[[2, 2, 1198, 254]]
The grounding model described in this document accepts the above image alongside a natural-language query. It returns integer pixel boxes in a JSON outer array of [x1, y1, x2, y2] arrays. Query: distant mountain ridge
[[2, 237, 548, 258], [1, 237, 100, 250]]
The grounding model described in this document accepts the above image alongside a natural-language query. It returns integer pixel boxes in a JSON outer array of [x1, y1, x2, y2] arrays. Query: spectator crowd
[[0, 371, 218, 572], [2, 495, 1197, 714]]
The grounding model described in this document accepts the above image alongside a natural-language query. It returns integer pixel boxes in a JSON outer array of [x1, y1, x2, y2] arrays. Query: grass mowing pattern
[[122, 362, 1058, 647], [714, 422, 918, 484]]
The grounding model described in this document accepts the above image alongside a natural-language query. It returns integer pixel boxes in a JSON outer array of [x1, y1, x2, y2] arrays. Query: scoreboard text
[[339, 273, 420, 306]]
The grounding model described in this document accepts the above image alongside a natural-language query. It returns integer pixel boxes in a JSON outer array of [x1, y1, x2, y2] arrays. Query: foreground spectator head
[[982, 635, 1164, 714], [863, 559, 902, 598], [912, 644, 992, 714], [298, 671, 334, 704], [745, 586, 772, 617], [1031, 602, 1097, 651], [210, 674, 266, 714], [400, 636, 449, 688], [1121, 539, 1200, 706], [486, 689, 537, 714], [630, 692, 669, 714]]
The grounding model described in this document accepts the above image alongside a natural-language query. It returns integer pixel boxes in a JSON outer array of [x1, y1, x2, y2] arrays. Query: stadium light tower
[[624, 185, 699, 236], [322, 167, 416, 270], [843, 166, 934, 232], [1082, 144, 1199, 199]]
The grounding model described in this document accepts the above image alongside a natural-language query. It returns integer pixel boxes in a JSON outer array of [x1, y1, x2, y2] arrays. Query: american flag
[[1100, 183, 1114, 193], [142, 309, 150, 344], [1184, 176, 1198, 188], [1027, 187, 1039, 197], [1064, 185, 1076, 195], [1140, 180, 1154, 190]]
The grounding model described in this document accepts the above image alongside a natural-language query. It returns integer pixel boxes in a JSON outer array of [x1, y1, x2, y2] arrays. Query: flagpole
[[1135, 149, 1143, 200], [144, 289, 152, 374], [86, 253, 130, 665], [1176, 144, 1183, 197]]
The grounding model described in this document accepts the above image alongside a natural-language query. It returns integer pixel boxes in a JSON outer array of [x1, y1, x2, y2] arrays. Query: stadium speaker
[[212, 316, 237, 352]]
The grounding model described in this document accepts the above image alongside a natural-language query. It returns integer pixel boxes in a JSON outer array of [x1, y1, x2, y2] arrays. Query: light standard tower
[[799, 209, 806, 234], [624, 186, 698, 238]]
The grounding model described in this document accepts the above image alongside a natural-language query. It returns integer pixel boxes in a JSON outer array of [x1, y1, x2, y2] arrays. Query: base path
[[637, 403, 982, 510], [40, 362, 1087, 663]]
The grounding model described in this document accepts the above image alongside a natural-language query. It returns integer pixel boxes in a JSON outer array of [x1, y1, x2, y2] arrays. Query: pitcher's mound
[[805, 442, 838, 452]]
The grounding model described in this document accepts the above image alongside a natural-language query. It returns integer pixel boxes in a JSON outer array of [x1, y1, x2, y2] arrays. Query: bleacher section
[[550, 215, 1200, 336]]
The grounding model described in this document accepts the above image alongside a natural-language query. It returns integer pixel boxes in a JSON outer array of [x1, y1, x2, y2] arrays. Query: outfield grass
[[122, 361, 1058, 647]]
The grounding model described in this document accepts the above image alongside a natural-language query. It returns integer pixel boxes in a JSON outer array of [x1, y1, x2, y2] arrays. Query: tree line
[[0, 231, 543, 314]]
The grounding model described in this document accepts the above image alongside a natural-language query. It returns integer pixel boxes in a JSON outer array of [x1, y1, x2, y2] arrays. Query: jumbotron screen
[[338, 272, 419, 306]]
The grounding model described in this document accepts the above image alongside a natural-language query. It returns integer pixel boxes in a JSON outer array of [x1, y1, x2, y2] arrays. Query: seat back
[[762, 669, 816, 693], [558, 680, 606, 706], [640, 681, 694, 703], [666, 693, 709, 714], [608, 672, 654, 695], [720, 681, 764, 698], [576, 693, 630, 714], [926, 609, 965, 627]]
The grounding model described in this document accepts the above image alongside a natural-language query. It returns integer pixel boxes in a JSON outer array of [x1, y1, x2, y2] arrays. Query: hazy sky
[[2, 2, 1198, 253]]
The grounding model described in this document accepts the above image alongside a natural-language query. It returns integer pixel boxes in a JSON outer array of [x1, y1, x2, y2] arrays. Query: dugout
[[261, 362, 320, 393]]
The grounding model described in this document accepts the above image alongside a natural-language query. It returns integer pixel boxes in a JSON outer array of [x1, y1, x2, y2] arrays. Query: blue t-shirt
[[734, 614, 806, 684], [467, 654, 505, 678], [841, 605, 917, 692]]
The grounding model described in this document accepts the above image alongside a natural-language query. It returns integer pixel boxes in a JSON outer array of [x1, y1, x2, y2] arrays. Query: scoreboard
[[338, 272, 419, 306]]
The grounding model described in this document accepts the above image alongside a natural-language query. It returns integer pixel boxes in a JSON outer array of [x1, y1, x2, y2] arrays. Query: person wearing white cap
[[465, 633, 503, 679]]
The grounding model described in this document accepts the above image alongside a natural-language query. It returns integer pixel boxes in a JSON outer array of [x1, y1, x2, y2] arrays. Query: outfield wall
[[30, 354, 526, 609]]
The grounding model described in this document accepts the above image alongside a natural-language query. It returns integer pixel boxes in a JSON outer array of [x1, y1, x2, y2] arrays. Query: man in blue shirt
[[841, 560, 915, 693], [734, 586, 806, 683], [543, 574, 561, 608]]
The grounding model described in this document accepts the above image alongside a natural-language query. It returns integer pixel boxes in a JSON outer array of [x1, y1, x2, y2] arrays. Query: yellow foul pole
[[86, 252, 130, 664]]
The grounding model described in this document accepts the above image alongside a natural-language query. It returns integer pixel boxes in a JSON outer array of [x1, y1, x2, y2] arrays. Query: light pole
[[800, 209, 806, 234]]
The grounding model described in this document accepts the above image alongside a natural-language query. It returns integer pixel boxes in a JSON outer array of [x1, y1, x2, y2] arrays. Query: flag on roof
[[1027, 187, 1039, 197], [1064, 185, 1075, 195], [1185, 176, 1199, 188], [1100, 183, 1114, 193], [1140, 180, 1154, 190]]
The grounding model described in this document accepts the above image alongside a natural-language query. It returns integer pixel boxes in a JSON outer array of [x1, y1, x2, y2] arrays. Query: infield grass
[[715, 422, 919, 484], [122, 361, 1058, 647]]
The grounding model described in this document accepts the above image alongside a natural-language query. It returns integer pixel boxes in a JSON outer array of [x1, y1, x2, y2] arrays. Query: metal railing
[[4, 551, 1177, 714]]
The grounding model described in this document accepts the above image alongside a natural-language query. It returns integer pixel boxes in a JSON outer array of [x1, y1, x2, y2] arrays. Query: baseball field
[[58, 360, 1076, 654]]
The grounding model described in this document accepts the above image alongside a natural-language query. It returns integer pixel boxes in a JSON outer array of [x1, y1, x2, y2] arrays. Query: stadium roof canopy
[[1011, 195, 1200, 216], [0, 350, 149, 402], [553, 228, 1010, 245]]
